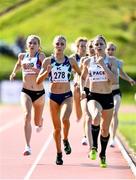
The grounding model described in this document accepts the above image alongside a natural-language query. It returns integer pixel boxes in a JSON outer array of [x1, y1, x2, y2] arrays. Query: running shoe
[[81, 136, 88, 145], [63, 140, 71, 155], [100, 156, 107, 168], [23, 145, 31, 156], [36, 118, 43, 133], [88, 147, 97, 160], [56, 152, 63, 165], [109, 139, 115, 147], [36, 125, 43, 133]]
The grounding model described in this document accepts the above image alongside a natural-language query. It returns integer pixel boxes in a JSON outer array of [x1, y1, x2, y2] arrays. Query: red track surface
[[0, 104, 135, 179]]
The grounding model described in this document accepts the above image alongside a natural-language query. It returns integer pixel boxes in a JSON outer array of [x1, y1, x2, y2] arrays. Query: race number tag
[[51, 65, 69, 82], [89, 64, 108, 82], [22, 57, 38, 74]]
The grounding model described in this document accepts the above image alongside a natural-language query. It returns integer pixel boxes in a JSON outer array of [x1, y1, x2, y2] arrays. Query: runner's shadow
[[108, 165, 130, 169], [38, 163, 97, 167], [80, 163, 98, 167], [63, 163, 98, 167]]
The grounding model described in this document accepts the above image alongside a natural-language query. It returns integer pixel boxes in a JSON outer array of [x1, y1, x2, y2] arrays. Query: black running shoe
[[56, 152, 63, 165], [63, 139, 71, 155]]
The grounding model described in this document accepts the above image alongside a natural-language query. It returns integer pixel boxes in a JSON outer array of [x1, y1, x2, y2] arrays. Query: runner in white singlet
[[10, 35, 46, 155]]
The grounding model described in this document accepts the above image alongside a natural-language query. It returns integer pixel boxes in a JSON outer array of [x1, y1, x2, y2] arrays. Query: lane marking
[[24, 131, 53, 180], [0, 118, 22, 133]]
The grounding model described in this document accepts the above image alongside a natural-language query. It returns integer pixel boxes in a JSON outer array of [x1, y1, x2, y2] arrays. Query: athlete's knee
[[62, 118, 70, 126], [74, 86, 80, 95], [76, 86, 80, 92], [63, 109, 72, 120], [24, 112, 31, 123], [54, 126, 61, 135], [113, 109, 118, 117], [100, 126, 109, 137], [92, 112, 101, 125]]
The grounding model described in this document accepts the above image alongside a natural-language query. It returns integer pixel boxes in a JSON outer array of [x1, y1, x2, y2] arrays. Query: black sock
[[100, 134, 110, 157], [91, 125, 100, 150], [57, 152, 62, 158]]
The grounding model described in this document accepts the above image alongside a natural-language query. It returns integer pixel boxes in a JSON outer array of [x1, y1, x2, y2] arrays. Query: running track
[[0, 104, 135, 179]]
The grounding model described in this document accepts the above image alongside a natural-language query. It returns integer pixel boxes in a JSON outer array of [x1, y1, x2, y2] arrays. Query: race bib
[[89, 64, 108, 82], [22, 57, 38, 74], [51, 65, 69, 82]]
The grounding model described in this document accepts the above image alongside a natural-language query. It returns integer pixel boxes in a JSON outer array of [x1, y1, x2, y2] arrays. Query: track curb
[[116, 135, 136, 177]]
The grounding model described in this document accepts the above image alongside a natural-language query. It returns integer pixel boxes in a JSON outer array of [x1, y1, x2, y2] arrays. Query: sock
[[91, 125, 100, 150], [57, 152, 62, 158], [100, 134, 110, 157]]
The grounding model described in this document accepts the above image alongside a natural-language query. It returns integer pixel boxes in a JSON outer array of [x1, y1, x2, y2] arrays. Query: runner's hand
[[9, 73, 16, 81]]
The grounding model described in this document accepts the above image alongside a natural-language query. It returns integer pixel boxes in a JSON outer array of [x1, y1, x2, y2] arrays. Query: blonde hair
[[26, 35, 42, 52], [53, 35, 66, 45], [93, 35, 107, 45]]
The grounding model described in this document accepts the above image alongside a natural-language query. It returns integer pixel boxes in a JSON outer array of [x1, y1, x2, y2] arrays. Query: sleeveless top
[[49, 55, 72, 83], [75, 53, 81, 66], [116, 59, 123, 75], [115, 59, 123, 83], [88, 56, 110, 82], [21, 52, 41, 75]]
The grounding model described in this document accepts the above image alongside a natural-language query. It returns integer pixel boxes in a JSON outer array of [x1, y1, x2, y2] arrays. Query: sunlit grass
[[118, 113, 136, 152], [0, 0, 136, 65], [0, 0, 21, 12], [0, 55, 21, 80]]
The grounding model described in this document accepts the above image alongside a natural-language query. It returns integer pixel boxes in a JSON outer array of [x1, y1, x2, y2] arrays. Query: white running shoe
[[36, 118, 43, 133], [36, 126, 43, 133], [109, 139, 115, 147], [81, 136, 88, 145], [23, 145, 31, 156]]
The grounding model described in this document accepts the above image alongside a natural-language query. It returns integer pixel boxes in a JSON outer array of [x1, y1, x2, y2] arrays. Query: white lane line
[[24, 131, 53, 180], [116, 137, 136, 177], [0, 118, 22, 133]]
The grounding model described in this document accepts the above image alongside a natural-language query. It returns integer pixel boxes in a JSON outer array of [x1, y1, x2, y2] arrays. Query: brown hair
[[87, 39, 94, 47], [107, 42, 117, 50], [75, 37, 88, 47]]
